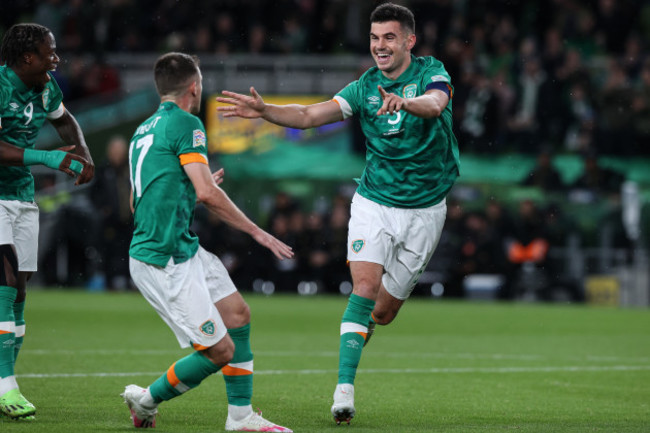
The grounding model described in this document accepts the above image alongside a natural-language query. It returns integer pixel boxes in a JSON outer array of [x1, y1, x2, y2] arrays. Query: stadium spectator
[[217, 3, 460, 425], [595, 60, 635, 155], [522, 149, 565, 192], [121, 52, 292, 432], [632, 59, 650, 155], [564, 82, 597, 153], [89, 135, 132, 290], [506, 55, 552, 153], [505, 199, 550, 299], [572, 152, 625, 196], [458, 65, 501, 152]]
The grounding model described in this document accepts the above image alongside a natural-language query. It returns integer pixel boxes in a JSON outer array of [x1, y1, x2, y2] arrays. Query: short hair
[[0, 23, 51, 67], [370, 3, 415, 34], [153, 52, 200, 97]]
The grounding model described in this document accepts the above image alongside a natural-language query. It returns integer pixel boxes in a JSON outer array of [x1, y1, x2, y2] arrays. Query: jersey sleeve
[[423, 64, 454, 98], [169, 114, 209, 165], [333, 80, 361, 119], [45, 74, 65, 120]]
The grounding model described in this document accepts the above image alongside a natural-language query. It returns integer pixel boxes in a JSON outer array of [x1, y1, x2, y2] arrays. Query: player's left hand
[[251, 228, 294, 260], [212, 168, 225, 186], [55, 145, 89, 180], [59, 144, 94, 185], [377, 85, 406, 116]]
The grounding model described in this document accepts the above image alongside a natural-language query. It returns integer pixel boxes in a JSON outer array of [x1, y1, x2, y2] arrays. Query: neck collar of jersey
[[159, 100, 179, 110]]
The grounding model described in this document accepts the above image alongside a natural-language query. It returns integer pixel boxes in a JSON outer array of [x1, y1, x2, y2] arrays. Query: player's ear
[[189, 80, 198, 97], [23, 53, 32, 65], [407, 34, 416, 51]]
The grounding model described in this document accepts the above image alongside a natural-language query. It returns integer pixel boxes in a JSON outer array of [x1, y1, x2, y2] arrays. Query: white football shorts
[[0, 200, 39, 272], [129, 246, 237, 349], [347, 192, 447, 300]]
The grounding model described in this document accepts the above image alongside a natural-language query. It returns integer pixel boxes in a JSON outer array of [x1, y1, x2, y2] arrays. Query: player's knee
[[372, 309, 397, 325], [235, 302, 251, 325], [204, 336, 235, 366], [352, 280, 381, 299], [0, 244, 19, 288]]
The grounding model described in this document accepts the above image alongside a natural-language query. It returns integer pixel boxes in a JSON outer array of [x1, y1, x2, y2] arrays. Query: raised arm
[[183, 161, 293, 260], [377, 86, 449, 119], [216, 86, 344, 129], [49, 110, 95, 184]]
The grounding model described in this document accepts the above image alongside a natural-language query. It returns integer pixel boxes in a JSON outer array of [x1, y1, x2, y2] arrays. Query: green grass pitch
[[3, 290, 649, 432]]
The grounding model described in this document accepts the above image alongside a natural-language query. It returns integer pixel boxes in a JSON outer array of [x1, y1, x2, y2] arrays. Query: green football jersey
[[334, 55, 460, 208], [0, 65, 64, 201], [128, 102, 209, 267]]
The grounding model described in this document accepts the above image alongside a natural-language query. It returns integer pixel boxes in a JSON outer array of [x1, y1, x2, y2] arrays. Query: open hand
[[251, 228, 294, 260], [216, 87, 266, 119]]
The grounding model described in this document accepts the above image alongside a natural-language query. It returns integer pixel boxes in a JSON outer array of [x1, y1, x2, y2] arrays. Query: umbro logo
[[346, 339, 360, 349], [367, 96, 380, 105], [9, 102, 19, 111]]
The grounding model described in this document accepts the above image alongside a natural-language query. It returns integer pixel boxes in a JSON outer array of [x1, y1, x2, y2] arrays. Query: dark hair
[[370, 2, 415, 34], [0, 23, 51, 67], [153, 52, 200, 97]]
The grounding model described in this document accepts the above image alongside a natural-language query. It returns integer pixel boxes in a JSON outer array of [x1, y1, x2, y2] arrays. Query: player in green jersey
[[0, 23, 93, 420], [217, 3, 459, 425], [121, 52, 293, 432]]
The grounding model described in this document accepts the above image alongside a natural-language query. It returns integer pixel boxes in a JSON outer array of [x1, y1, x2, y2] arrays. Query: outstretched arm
[[183, 161, 294, 260], [377, 86, 449, 119], [216, 86, 344, 129], [49, 110, 95, 184]]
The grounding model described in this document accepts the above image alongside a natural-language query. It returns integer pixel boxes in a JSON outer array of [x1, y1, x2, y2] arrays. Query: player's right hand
[[216, 87, 266, 119]]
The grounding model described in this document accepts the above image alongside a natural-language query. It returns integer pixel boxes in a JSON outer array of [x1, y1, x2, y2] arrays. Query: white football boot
[[121, 385, 158, 428], [331, 383, 355, 425], [225, 410, 292, 432]]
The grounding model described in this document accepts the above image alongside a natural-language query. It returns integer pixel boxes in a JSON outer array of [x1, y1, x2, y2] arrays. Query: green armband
[[23, 148, 66, 170]]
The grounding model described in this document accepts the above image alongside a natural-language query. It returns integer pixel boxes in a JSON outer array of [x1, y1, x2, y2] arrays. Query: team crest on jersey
[[9, 102, 19, 111], [403, 83, 417, 99], [200, 320, 216, 336], [193, 129, 206, 148], [351, 239, 365, 253], [42, 89, 50, 108]]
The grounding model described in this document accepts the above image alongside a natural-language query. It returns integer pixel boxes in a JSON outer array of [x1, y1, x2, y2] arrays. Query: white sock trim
[[228, 404, 253, 421], [0, 376, 18, 395]]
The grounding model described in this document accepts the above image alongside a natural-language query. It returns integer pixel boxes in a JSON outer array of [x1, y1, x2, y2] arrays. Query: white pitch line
[[17, 364, 650, 379], [20, 349, 650, 363]]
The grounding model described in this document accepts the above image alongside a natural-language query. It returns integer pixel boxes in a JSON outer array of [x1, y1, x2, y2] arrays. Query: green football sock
[[0, 287, 17, 380], [149, 351, 222, 403], [338, 294, 375, 385], [222, 324, 254, 406], [13, 301, 24, 363]]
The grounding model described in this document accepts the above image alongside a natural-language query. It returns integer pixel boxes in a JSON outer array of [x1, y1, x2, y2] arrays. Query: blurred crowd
[[2, 0, 650, 156]]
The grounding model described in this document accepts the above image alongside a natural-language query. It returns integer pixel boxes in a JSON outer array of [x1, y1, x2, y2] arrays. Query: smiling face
[[25, 32, 59, 88], [370, 21, 416, 80]]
